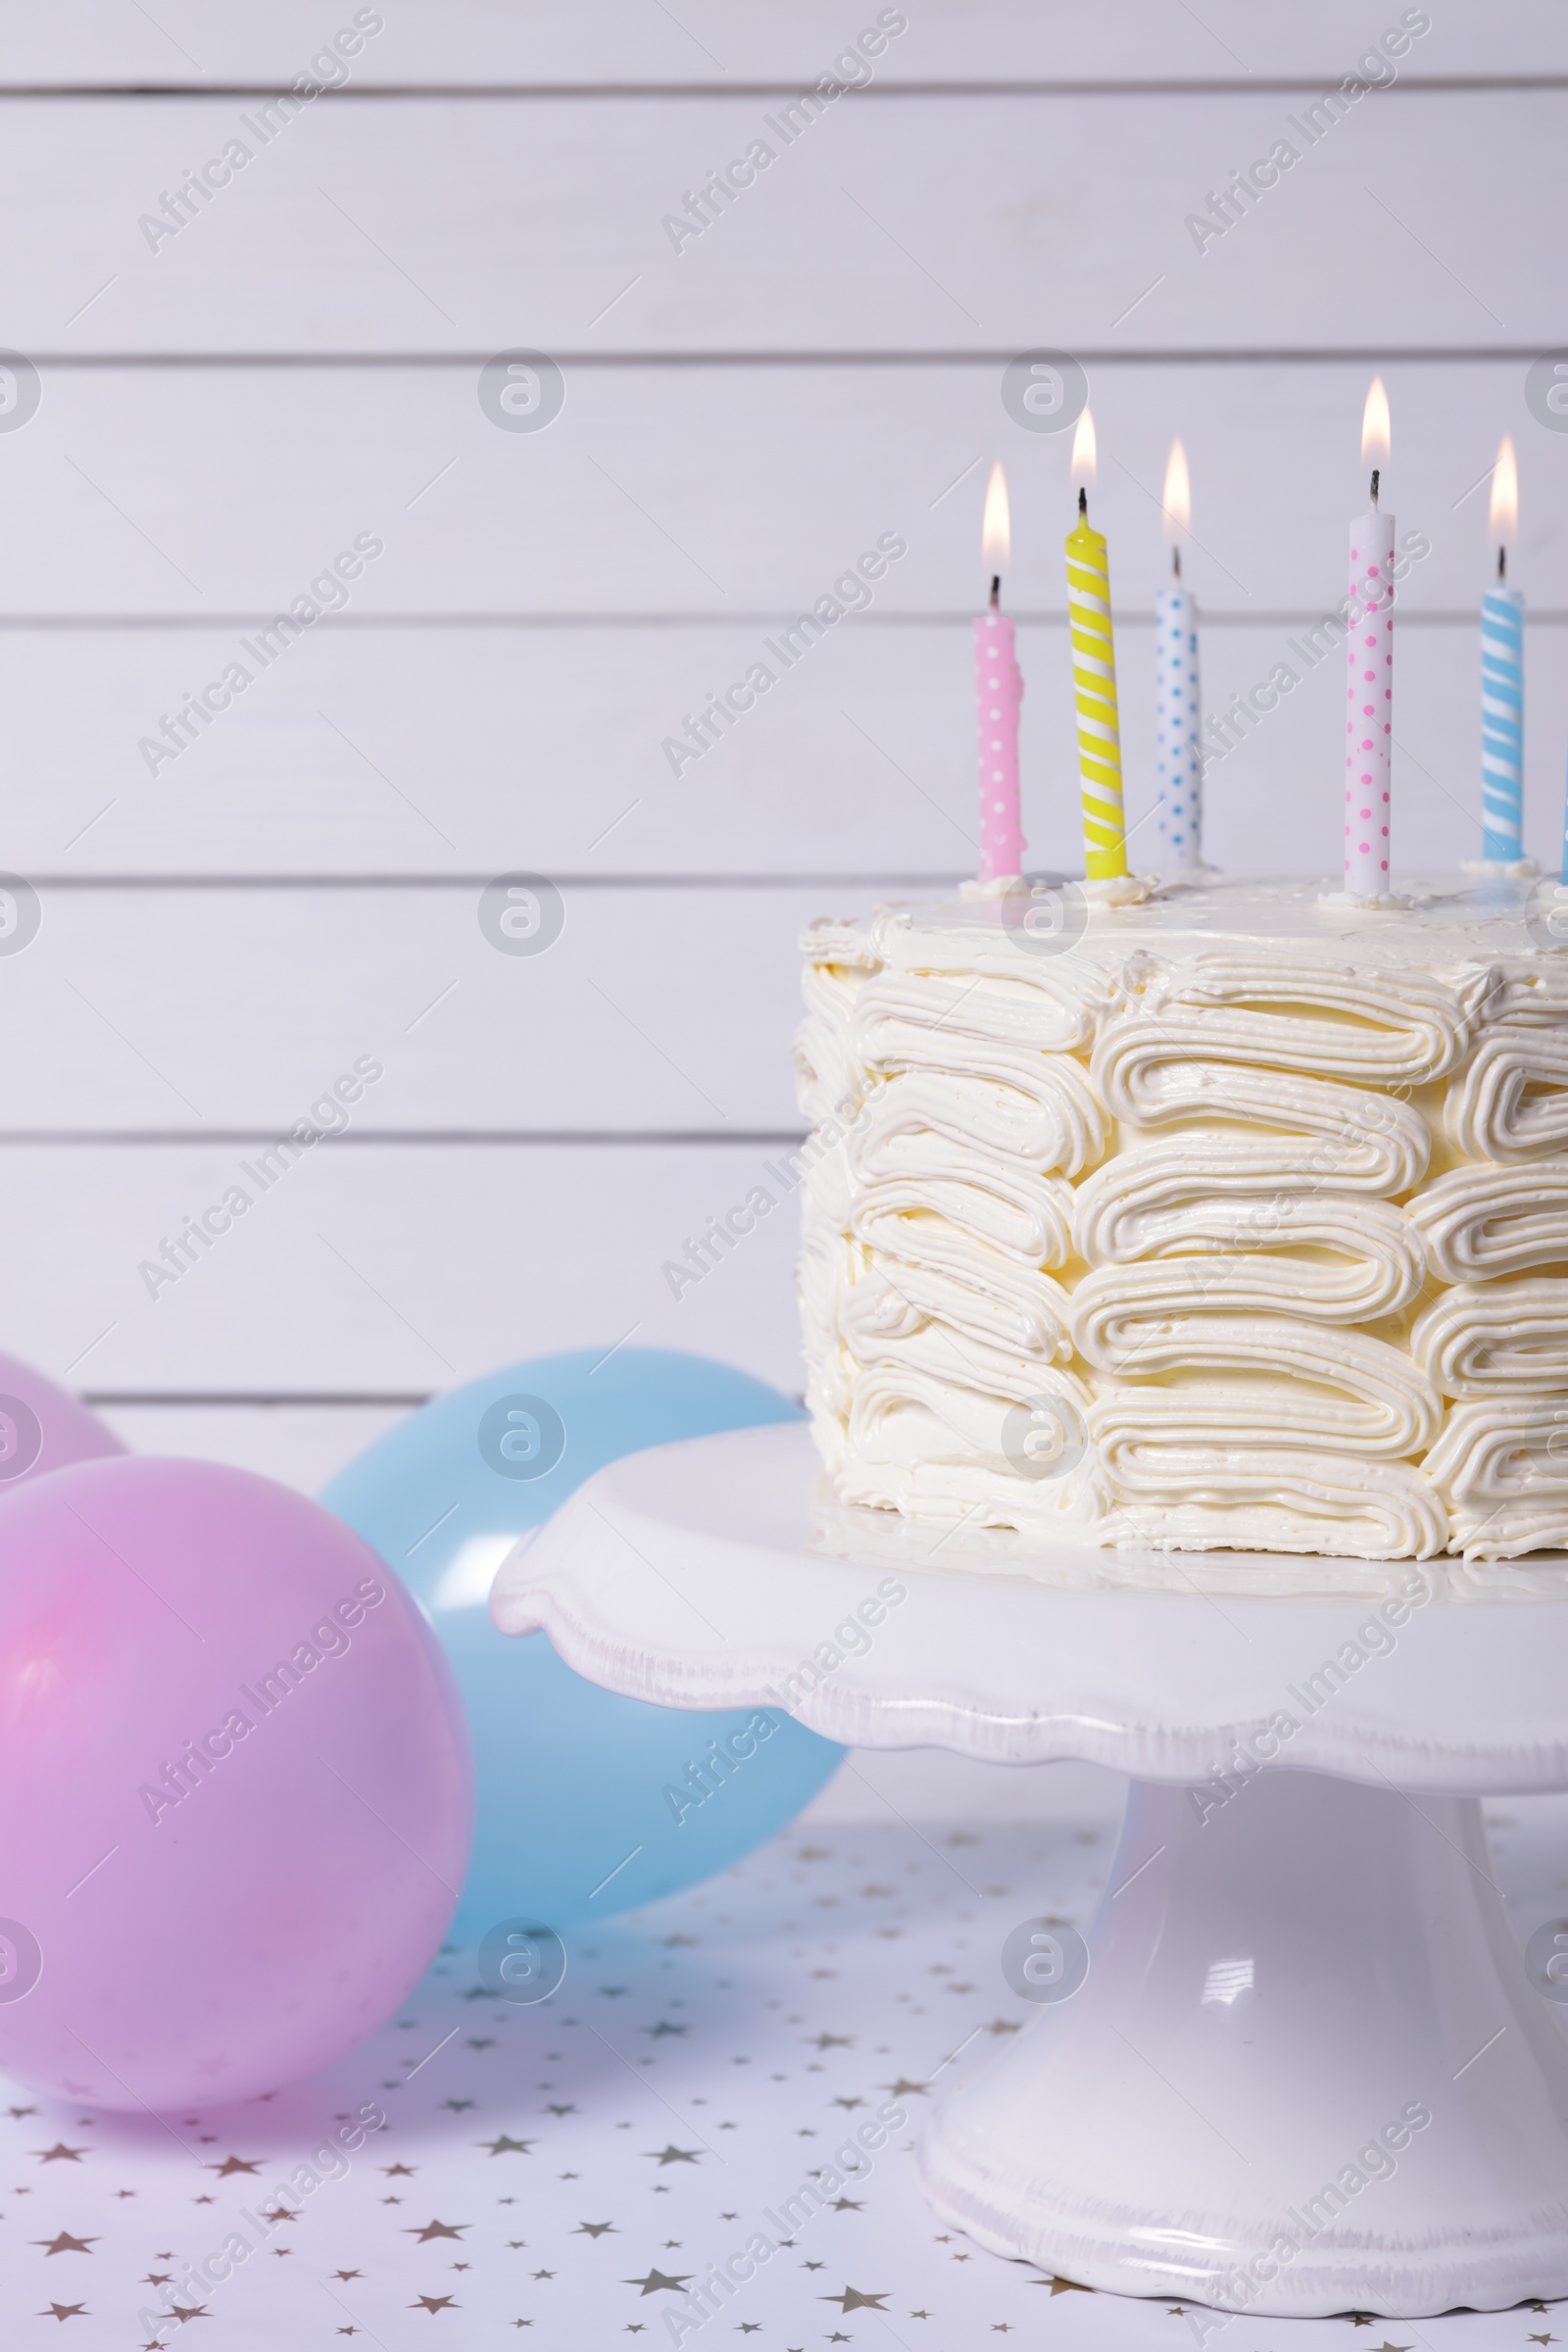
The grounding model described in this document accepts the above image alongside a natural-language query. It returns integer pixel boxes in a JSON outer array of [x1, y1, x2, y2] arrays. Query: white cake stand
[[489, 1422, 1568, 2321]]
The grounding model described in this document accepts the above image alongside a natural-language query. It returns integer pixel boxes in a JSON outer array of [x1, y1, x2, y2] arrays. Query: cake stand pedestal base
[[921, 1768, 1568, 2317]]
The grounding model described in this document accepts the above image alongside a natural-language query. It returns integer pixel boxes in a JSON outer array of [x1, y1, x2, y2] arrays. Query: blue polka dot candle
[[1345, 377, 1394, 898], [1481, 434, 1524, 864], [1155, 437, 1201, 870]]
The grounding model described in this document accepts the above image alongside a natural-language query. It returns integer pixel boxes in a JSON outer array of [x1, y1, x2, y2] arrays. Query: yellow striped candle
[[1065, 485, 1127, 878]]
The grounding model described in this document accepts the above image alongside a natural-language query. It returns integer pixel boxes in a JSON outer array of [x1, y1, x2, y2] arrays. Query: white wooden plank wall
[[0, 2, 1563, 1490]]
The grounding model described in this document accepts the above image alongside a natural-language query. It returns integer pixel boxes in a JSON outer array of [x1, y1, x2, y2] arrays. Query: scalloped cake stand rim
[[489, 1421, 1568, 1795]]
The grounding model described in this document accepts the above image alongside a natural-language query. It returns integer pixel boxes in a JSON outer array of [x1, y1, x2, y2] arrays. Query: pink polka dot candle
[[976, 461, 1025, 884], [1345, 376, 1394, 898]]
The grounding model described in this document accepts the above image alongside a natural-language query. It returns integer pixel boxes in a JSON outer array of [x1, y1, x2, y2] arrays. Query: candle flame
[[981, 460, 1010, 572], [1161, 436, 1191, 538], [1360, 374, 1391, 466], [1070, 405, 1097, 489], [1489, 432, 1518, 545]]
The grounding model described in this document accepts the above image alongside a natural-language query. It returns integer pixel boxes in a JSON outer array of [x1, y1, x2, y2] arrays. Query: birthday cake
[[794, 872, 1568, 1589]]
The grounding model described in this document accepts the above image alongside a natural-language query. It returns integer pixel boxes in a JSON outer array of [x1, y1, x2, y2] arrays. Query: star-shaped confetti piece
[[34, 2144, 88, 2164], [410, 2295, 459, 2314], [821, 2287, 890, 2312], [405, 2220, 468, 2243], [479, 2135, 534, 2157], [206, 2155, 261, 2177], [40, 2306, 88, 2323], [644, 2145, 701, 2166], [623, 2269, 692, 2296]]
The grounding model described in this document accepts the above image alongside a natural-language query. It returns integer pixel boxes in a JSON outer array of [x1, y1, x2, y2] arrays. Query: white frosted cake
[[794, 874, 1568, 1591]]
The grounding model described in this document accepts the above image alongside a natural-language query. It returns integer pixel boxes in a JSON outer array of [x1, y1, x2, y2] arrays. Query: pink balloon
[[0, 1455, 472, 2111], [0, 1349, 122, 1487]]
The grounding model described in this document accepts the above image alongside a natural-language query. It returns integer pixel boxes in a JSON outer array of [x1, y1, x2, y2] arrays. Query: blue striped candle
[[1481, 571, 1525, 862]]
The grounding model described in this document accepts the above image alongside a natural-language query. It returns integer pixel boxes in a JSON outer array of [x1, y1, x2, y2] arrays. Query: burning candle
[[975, 461, 1025, 883], [1345, 376, 1394, 897], [1481, 433, 1524, 864], [1156, 436, 1201, 870], [1065, 408, 1127, 880]]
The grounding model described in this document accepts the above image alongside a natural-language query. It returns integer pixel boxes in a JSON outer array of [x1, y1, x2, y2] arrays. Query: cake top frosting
[[806, 871, 1564, 969]]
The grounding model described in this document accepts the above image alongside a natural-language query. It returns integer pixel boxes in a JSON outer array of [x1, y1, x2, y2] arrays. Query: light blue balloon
[[318, 1348, 843, 1935]]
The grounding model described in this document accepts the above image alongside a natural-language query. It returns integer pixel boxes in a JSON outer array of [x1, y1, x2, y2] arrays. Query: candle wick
[[1497, 545, 1507, 583], [989, 573, 1001, 608], [1171, 545, 1182, 581], [1077, 485, 1088, 519], [1369, 466, 1380, 509]]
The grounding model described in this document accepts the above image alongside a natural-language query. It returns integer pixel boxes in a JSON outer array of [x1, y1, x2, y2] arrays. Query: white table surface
[[6, 1793, 1566, 2348]]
